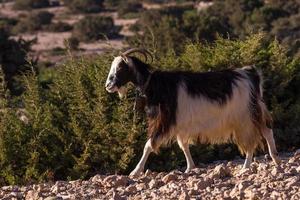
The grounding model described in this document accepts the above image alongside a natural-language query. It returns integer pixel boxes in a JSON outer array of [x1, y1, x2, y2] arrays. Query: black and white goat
[[105, 48, 281, 176]]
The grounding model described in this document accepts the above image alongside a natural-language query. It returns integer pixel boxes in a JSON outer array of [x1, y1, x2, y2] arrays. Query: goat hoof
[[184, 167, 195, 173], [129, 169, 143, 177]]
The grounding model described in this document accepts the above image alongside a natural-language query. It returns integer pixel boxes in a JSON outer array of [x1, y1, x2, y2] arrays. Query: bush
[[117, 1, 144, 18], [0, 24, 33, 95], [103, 0, 121, 9], [0, 34, 299, 185], [46, 21, 73, 32], [0, 17, 18, 34], [14, 0, 50, 10], [72, 16, 120, 42], [65, 37, 80, 50], [63, 0, 104, 13], [12, 11, 54, 33], [50, 47, 66, 56]]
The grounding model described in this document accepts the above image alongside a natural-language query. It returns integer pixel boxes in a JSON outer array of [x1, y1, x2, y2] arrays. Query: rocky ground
[[0, 151, 299, 200]]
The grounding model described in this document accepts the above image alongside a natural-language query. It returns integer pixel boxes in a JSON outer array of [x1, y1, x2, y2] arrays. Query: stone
[[258, 163, 268, 171], [286, 177, 300, 188], [271, 166, 283, 176], [211, 164, 231, 179], [103, 175, 117, 186], [111, 191, 124, 200], [90, 174, 103, 183], [125, 185, 137, 193], [244, 189, 260, 200], [144, 169, 152, 176], [188, 189, 199, 196], [193, 178, 213, 190], [136, 183, 146, 191], [148, 179, 163, 189], [288, 167, 297, 175], [294, 149, 300, 158], [10, 192, 23, 199], [44, 197, 61, 200], [186, 179, 197, 188], [162, 174, 177, 183], [114, 176, 129, 187], [179, 191, 189, 200], [25, 190, 40, 200]]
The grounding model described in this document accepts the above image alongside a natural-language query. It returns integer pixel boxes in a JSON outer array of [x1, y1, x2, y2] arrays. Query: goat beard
[[117, 86, 127, 99]]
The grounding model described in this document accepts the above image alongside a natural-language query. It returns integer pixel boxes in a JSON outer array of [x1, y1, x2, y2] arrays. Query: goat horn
[[121, 48, 153, 63]]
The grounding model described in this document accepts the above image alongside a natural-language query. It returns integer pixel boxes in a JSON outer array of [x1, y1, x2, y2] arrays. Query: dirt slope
[[0, 151, 299, 200]]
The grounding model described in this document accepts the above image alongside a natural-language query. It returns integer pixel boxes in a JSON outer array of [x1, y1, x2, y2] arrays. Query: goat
[[105, 48, 281, 176]]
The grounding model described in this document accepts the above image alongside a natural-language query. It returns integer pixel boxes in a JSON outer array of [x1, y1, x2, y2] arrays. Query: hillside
[[1, 151, 299, 199]]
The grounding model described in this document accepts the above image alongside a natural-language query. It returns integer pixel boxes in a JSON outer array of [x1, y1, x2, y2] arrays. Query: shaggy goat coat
[[106, 55, 279, 175], [136, 62, 271, 155]]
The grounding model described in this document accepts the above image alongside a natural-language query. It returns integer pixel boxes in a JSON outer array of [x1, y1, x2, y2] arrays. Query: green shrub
[[50, 47, 65, 56], [0, 17, 18, 34], [12, 11, 54, 33], [103, 0, 121, 9], [0, 34, 299, 185], [14, 0, 50, 10], [0, 25, 33, 95], [65, 37, 80, 50], [46, 21, 73, 32], [117, 1, 143, 18], [127, 0, 300, 57], [72, 16, 120, 42], [63, 0, 104, 13]]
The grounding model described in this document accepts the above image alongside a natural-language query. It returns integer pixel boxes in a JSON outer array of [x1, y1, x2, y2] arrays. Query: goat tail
[[243, 65, 273, 152], [246, 65, 273, 128], [242, 65, 263, 97]]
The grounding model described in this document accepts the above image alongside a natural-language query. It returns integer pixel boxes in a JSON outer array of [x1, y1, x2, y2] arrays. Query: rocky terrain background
[[0, 151, 299, 200]]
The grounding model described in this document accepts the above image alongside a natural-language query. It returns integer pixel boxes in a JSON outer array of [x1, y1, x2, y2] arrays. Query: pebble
[[0, 152, 299, 199]]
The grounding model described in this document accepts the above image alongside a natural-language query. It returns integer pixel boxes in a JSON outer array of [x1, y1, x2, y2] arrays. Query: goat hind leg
[[177, 136, 195, 173], [243, 150, 253, 169], [262, 128, 281, 165]]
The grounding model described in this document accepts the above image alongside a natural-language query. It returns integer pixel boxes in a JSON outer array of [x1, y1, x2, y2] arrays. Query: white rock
[[162, 174, 177, 183], [211, 164, 231, 179], [179, 191, 189, 200], [193, 178, 213, 190], [125, 185, 137, 193]]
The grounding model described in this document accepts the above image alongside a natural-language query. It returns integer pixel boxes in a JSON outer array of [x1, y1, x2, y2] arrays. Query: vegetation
[[0, 20, 33, 95], [117, 1, 144, 19], [128, 0, 300, 56], [12, 11, 54, 34], [14, 0, 50, 10], [65, 37, 80, 50], [46, 21, 73, 33], [1, 34, 300, 185], [72, 16, 120, 42], [63, 0, 104, 13], [103, 0, 121, 9]]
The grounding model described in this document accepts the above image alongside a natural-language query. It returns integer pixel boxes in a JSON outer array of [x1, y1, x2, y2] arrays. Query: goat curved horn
[[121, 48, 153, 63]]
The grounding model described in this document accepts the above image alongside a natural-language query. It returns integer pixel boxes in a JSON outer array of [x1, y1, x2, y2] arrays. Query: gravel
[[1, 151, 299, 200]]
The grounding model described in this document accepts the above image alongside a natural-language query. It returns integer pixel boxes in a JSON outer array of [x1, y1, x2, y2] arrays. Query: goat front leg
[[130, 139, 153, 176], [177, 136, 195, 173]]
